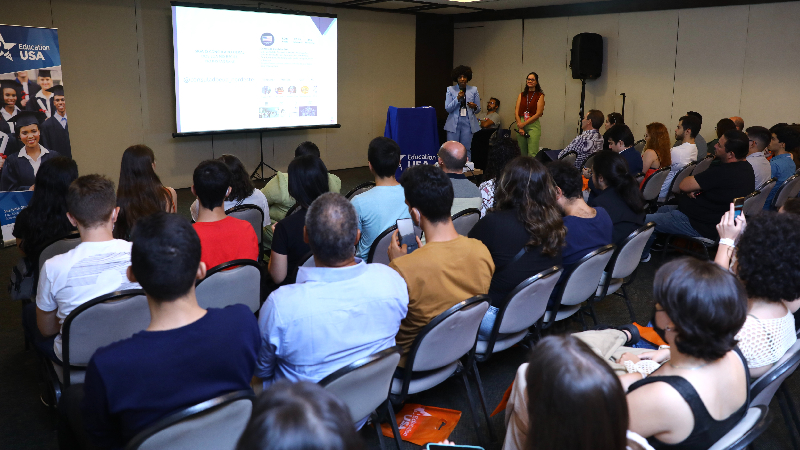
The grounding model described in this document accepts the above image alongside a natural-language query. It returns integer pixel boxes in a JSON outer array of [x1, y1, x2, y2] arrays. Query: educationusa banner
[[0, 25, 61, 72], [384, 106, 440, 179]]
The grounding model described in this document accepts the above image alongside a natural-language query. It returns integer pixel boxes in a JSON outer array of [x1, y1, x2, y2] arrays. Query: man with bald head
[[730, 116, 744, 131], [437, 140, 481, 215]]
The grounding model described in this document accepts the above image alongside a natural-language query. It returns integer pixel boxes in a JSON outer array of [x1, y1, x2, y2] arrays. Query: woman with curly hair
[[640, 123, 671, 188], [478, 137, 521, 217], [626, 258, 749, 449], [444, 65, 481, 160], [514, 72, 545, 157], [468, 156, 565, 337], [114, 145, 176, 240], [712, 209, 800, 377], [190, 154, 269, 227]]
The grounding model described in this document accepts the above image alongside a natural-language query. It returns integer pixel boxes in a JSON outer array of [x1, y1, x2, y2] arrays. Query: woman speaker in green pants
[[514, 72, 545, 156]]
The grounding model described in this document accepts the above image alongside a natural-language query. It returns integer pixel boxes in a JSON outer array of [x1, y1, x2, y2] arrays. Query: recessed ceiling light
[[449, 0, 481, 2]]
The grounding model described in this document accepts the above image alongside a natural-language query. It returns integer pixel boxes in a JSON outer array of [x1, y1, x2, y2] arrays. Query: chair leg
[[470, 360, 496, 442], [620, 285, 636, 323], [587, 300, 598, 326], [385, 399, 403, 450], [372, 411, 386, 450], [778, 387, 800, 450], [782, 385, 800, 440], [460, 368, 488, 448]]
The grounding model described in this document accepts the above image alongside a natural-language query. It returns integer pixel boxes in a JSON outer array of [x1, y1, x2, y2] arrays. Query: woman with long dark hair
[[478, 137, 521, 217], [268, 155, 329, 285], [469, 156, 565, 336], [13, 156, 78, 258], [640, 123, 672, 188], [190, 154, 269, 227], [588, 151, 646, 245], [114, 145, 176, 240], [514, 72, 545, 157]]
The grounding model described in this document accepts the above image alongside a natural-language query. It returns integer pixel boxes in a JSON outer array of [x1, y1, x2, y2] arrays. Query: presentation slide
[[171, 4, 338, 135]]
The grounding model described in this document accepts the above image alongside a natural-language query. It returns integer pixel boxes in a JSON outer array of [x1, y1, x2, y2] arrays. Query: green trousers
[[516, 120, 541, 157]]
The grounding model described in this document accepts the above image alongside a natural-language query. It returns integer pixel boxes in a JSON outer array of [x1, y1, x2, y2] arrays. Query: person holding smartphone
[[387, 164, 494, 367]]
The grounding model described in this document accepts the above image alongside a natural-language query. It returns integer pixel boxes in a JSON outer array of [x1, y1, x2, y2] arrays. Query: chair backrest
[[320, 346, 401, 422], [581, 152, 597, 170], [300, 252, 315, 267], [495, 267, 562, 336], [741, 190, 764, 218], [634, 139, 645, 154], [607, 223, 655, 280], [640, 167, 670, 202], [407, 296, 490, 373], [707, 405, 770, 450], [559, 150, 577, 167], [62, 290, 150, 385], [452, 208, 480, 236], [126, 390, 255, 450], [771, 174, 800, 210], [750, 339, 800, 407], [38, 232, 82, 274], [195, 260, 262, 313], [556, 245, 616, 308], [755, 176, 776, 192], [345, 181, 376, 200], [634, 173, 645, 185], [367, 224, 422, 265], [692, 155, 714, 176], [670, 162, 696, 195], [225, 205, 264, 245]]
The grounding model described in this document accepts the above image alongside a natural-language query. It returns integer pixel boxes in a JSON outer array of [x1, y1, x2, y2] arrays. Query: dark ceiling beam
[[451, 0, 799, 22]]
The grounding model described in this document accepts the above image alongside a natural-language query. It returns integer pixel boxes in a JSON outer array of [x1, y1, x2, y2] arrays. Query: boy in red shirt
[[192, 160, 258, 269]]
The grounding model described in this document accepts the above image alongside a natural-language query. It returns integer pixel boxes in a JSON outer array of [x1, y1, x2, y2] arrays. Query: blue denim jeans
[[447, 114, 474, 160], [478, 305, 499, 339], [642, 205, 703, 258]]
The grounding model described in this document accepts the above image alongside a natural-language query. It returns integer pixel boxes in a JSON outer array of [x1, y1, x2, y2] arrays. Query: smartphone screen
[[733, 197, 745, 219], [426, 445, 484, 450], [396, 218, 418, 254]]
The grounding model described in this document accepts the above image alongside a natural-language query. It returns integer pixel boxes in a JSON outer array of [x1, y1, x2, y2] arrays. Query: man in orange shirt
[[192, 160, 258, 269]]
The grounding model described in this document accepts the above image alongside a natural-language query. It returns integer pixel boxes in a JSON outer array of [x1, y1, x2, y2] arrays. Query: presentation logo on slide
[[260, 33, 275, 46]]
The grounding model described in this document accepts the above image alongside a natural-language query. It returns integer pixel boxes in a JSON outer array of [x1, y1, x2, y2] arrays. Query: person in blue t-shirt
[[59, 212, 259, 450], [351, 137, 410, 260], [764, 125, 799, 210]]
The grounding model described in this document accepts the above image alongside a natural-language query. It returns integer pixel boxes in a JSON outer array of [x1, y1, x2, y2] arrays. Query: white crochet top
[[735, 309, 797, 369]]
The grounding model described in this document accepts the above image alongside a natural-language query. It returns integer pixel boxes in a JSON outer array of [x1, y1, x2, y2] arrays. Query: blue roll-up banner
[[1, 24, 67, 245]]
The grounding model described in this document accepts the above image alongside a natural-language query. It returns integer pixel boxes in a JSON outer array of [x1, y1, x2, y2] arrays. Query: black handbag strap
[[495, 246, 527, 275]]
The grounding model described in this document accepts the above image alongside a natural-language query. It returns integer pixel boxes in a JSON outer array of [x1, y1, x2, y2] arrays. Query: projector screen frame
[[170, 1, 340, 138]]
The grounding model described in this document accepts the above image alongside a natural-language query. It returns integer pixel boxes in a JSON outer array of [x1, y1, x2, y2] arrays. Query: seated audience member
[[744, 126, 772, 189], [606, 124, 643, 175], [553, 109, 604, 168], [763, 125, 799, 209], [780, 197, 800, 215], [268, 155, 329, 285], [640, 122, 672, 188], [30, 175, 140, 362], [479, 97, 502, 129], [706, 118, 737, 158], [260, 141, 342, 248], [13, 156, 78, 260], [192, 160, 259, 269], [730, 116, 744, 131], [641, 131, 755, 261], [256, 193, 408, 388], [658, 116, 699, 201], [625, 258, 748, 449], [236, 381, 363, 450], [685, 111, 707, 161], [388, 164, 494, 366], [351, 137, 410, 260], [713, 210, 800, 377], [438, 140, 481, 215], [503, 335, 651, 450], [1, 110, 61, 191], [76, 212, 259, 449], [469, 156, 564, 338], [604, 112, 624, 132], [548, 161, 612, 267], [114, 145, 177, 240], [191, 154, 269, 227], [479, 137, 522, 217], [588, 152, 646, 245]]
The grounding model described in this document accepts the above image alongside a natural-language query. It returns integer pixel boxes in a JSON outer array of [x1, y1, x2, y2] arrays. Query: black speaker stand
[[578, 78, 587, 134], [251, 132, 278, 182]]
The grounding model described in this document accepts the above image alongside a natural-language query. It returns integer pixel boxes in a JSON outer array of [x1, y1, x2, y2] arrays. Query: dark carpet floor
[[1, 166, 797, 449]]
